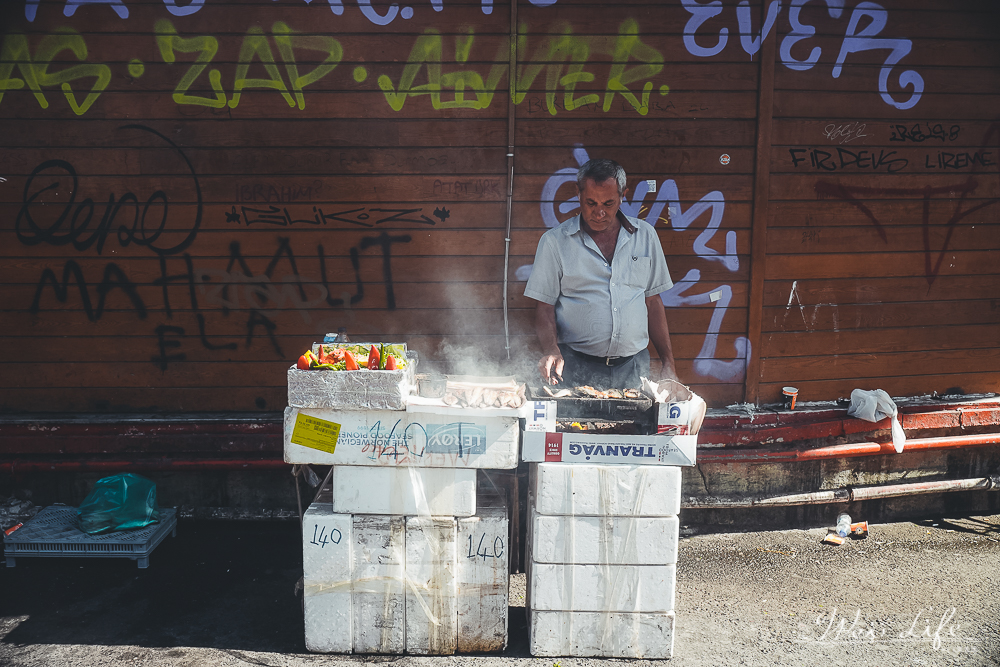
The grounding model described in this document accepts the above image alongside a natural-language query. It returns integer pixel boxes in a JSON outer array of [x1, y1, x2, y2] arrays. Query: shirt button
[[613, 308, 618, 312], [604, 263, 608, 267]]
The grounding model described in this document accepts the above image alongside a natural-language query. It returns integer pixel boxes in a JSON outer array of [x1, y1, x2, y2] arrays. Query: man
[[524, 158, 679, 389]]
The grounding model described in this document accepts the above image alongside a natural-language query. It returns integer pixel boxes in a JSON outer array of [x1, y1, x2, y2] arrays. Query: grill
[[528, 387, 656, 433]]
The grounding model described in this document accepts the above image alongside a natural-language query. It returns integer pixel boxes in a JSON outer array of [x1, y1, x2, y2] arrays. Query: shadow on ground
[[1, 519, 533, 656]]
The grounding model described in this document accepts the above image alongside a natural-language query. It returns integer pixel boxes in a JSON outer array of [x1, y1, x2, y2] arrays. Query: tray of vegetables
[[287, 343, 417, 410], [297, 343, 408, 372]]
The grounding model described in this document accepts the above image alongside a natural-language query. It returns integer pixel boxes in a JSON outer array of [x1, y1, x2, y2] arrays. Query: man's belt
[[564, 346, 636, 367]]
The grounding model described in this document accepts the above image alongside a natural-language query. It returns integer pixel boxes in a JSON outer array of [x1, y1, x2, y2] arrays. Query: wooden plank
[[0, 174, 509, 205], [774, 92, 1000, 122], [762, 275, 1000, 306], [514, 147, 756, 176], [770, 174, 1000, 200], [775, 66, 1000, 96], [762, 324, 1000, 357], [0, 119, 509, 149], [745, 0, 777, 404], [767, 200, 999, 228], [763, 301, 1000, 333], [516, 118, 756, 147], [0, 200, 754, 232], [763, 225, 998, 255], [761, 348, 1000, 383], [7, 2, 512, 34], [764, 251, 999, 280]]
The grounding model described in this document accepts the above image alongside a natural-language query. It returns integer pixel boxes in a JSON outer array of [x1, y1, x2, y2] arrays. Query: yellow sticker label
[[291, 413, 341, 454]]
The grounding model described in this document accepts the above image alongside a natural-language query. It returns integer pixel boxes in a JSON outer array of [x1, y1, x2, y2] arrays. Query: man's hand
[[534, 301, 564, 385], [539, 353, 565, 385]]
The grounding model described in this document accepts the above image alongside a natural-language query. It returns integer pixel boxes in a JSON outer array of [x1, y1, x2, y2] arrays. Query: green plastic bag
[[77, 473, 160, 535]]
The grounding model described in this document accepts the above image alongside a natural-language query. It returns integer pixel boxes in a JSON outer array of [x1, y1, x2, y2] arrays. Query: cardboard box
[[284, 407, 519, 469], [521, 430, 696, 467]]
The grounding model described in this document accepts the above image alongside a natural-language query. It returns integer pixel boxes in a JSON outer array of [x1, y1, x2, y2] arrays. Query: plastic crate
[[3, 505, 177, 569]]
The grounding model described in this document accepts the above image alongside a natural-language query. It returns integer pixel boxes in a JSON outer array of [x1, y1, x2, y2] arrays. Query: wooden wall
[[1, 0, 997, 413]]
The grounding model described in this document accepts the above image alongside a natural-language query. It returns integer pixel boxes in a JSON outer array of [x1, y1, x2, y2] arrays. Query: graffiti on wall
[[4, 1, 925, 115], [15, 123, 432, 368]]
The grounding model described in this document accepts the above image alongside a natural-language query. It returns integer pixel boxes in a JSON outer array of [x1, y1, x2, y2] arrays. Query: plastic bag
[[77, 473, 160, 534], [847, 389, 906, 453]]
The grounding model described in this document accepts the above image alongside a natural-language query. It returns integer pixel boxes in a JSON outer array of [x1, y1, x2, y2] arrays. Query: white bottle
[[836, 513, 852, 538]]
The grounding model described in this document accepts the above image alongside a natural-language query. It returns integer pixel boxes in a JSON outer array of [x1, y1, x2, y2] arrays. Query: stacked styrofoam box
[[526, 463, 681, 658], [303, 484, 509, 654]]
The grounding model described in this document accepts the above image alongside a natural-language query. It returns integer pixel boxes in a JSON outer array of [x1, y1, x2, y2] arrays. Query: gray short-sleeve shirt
[[524, 213, 673, 358]]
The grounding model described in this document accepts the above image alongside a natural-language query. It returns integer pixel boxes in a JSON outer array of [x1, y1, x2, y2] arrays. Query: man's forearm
[[646, 294, 678, 380], [535, 302, 560, 355]]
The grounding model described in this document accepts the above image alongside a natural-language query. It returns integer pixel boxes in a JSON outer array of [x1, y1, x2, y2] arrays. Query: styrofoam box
[[302, 497, 352, 653], [456, 494, 509, 652], [530, 463, 681, 516], [405, 517, 458, 655], [302, 488, 509, 655], [529, 562, 676, 612], [288, 347, 416, 410], [332, 466, 476, 516], [531, 512, 679, 565], [522, 430, 696, 466], [353, 515, 407, 653], [284, 407, 519, 469], [528, 610, 675, 658]]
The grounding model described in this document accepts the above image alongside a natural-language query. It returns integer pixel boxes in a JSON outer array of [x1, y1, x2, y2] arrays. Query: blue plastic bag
[[77, 473, 161, 535]]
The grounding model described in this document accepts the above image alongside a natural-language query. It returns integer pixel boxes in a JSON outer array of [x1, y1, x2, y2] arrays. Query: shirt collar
[[562, 211, 637, 236]]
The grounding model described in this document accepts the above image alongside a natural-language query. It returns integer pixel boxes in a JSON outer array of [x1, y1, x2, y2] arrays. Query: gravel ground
[[1, 514, 998, 666]]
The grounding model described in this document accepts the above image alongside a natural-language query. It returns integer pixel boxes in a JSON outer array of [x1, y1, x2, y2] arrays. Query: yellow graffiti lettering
[[155, 20, 227, 108], [602, 18, 663, 114], [272, 22, 343, 111], [0, 29, 110, 115], [377, 29, 505, 111], [513, 26, 601, 115], [0, 33, 42, 108], [229, 26, 295, 109]]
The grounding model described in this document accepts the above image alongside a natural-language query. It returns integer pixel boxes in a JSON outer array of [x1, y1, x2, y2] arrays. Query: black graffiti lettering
[[154, 253, 198, 318], [152, 324, 186, 370], [836, 147, 908, 173], [360, 232, 411, 310], [197, 313, 237, 351], [15, 125, 202, 256], [889, 122, 961, 143], [318, 207, 372, 227], [813, 149, 835, 171], [370, 208, 436, 226], [30, 260, 94, 320], [264, 237, 308, 302], [246, 310, 284, 357], [30, 260, 145, 321], [789, 148, 808, 168], [95, 263, 147, 320], [924, 151, 995, 170], [220, 241, 255, 314]]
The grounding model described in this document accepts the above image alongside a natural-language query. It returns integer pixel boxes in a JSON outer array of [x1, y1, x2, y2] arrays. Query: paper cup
[[782, 386, 798, 410]]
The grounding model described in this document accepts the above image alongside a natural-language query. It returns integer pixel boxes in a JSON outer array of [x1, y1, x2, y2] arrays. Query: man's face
[[577, 177, 624, 234]]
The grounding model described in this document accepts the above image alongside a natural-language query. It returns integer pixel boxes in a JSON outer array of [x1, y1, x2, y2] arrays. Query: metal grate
[[3, 505, 177, 569]]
